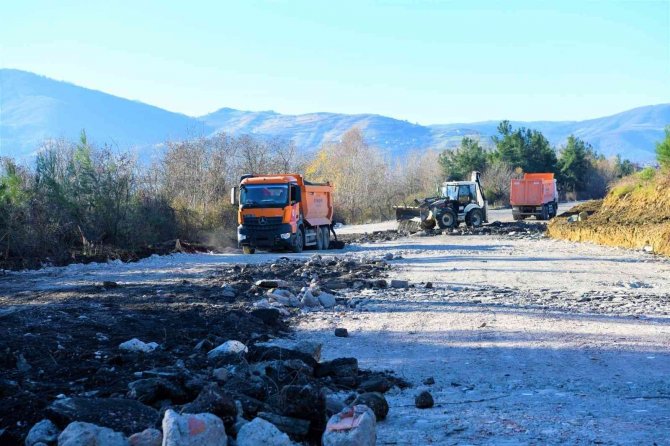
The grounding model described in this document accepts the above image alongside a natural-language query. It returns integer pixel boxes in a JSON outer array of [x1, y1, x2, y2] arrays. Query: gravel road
[[295, 232, 670, 445], [2, 217, 668, 445]]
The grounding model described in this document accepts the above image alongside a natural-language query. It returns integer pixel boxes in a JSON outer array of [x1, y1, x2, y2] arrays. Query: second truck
[[231, 174, 334, 254], [510, 173, 558, 220]]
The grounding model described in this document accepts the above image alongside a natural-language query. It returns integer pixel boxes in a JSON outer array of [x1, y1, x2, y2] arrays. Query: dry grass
[[548, 171, 670, 256]]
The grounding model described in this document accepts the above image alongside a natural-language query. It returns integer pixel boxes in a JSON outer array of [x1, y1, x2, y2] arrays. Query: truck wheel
[[242, 246, 255, 254], [466, 208, 484, 227], [322, 226, 330, 250], [292, 228, 304, 253], [436, 209, 456, 229], [512, 213, 522, 221], [315, 226, 324, 250], [540, 205, 549, 221]]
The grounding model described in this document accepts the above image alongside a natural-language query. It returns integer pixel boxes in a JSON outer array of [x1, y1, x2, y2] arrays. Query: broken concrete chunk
[[322, 405, 376, 446], [25, 419, 59, 446], [58, 422, 129, 446], [161, 409, 227, 446], [236, 417, 295, 446], [119, 339, 159, 353]]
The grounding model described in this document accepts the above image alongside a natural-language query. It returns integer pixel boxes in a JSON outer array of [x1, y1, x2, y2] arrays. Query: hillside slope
[[0, 69, 205, 159], [1, 69, 668, 162], [548, 172, 670, 256]]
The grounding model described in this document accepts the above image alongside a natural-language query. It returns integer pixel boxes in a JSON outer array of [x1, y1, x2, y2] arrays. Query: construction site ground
[[1, 211, 669, 445]]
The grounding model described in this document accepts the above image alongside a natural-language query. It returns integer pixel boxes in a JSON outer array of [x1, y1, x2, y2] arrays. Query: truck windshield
[[240, 184, 288, 207]]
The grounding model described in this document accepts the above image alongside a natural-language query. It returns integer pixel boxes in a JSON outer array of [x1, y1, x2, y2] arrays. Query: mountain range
[[1, 69, 668, 163]]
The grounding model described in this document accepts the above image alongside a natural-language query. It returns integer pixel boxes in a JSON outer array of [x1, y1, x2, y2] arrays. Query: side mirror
[[230, 187, 238, 206]]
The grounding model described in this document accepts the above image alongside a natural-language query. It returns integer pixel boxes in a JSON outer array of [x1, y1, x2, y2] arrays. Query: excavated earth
[[0, 256, 407, 445]]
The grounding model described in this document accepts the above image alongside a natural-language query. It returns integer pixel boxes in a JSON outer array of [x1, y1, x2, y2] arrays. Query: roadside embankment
[[548, 171, 670, 255]]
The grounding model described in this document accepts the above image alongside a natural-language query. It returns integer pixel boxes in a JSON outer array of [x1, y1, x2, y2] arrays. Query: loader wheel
[[242, 246, 255, 255], [292, 228, 304, 253], [436, 210, 456, 230], [466, 208, 484, 227]]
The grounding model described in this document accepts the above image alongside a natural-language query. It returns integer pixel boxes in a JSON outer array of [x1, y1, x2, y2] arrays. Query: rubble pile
[[338, 221, 547, 244], [0, 255, 407, 445]]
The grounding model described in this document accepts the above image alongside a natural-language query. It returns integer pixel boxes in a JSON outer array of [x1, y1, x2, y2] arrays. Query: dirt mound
[[548, 172, 670, 256]]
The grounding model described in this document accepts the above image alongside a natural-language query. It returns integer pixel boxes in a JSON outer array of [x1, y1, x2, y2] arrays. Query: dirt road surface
[[2, 219, 669, 445]]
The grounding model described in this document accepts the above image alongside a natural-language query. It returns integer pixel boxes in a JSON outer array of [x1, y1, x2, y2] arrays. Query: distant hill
[[1, 69, 668, 162]]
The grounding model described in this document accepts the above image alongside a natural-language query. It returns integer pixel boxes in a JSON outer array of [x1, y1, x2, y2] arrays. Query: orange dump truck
[[510, 173, 558, 220], [230, 174, 334, 254]]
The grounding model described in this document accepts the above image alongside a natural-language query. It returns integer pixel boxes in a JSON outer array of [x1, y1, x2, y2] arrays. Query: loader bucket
[[394, 206, 435, 233], [394, 206, 422, 221]]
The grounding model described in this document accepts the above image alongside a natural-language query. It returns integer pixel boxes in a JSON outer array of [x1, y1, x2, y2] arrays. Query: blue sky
[[1, 0, 668, 123]]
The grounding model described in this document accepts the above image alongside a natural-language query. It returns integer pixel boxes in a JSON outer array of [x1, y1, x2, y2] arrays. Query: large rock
[[256, 412, 310, 438], [358, 376, 391, 393], [127, 378, 186, 405], [353, 392, 389, 421], [317, 292, 336, 308], [277, 385, 326, 426], [161, 409, 227, 446], [57, 422, 129, 446], [128, 428, 162, 446], [247, 345, 318, 368], [236, 417, 294, 446], [207, 340, 248, 360], [180, 384, 237, 428], [251, 308, 283, 326], [118, 339, 158, 353], [316, 358, 359, 387], [48, 398, 158, 436], [322, 405, 376, 446], [25, 419, 59, 445], [257, 359, 314, 387], [415, 390, 434, 409]]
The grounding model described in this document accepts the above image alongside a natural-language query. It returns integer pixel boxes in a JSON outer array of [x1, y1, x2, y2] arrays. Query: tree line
[[438, 121, 638, 203], [2, 122, 660, 268]]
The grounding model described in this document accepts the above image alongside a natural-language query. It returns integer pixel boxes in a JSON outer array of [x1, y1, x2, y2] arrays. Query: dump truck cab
[[231, 174, 334, 254]]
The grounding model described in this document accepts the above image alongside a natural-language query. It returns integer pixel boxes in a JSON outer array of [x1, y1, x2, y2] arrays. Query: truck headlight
[[238, 234, 247, 241], [280, 233, 291, 240]]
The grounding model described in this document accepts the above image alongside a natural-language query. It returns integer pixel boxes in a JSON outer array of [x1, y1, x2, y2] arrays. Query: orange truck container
[[231, 174, 334, 254], [510, 173, 558, 220]]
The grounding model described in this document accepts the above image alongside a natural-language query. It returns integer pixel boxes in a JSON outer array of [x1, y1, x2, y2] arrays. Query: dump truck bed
[[510, 174, 557, 206]]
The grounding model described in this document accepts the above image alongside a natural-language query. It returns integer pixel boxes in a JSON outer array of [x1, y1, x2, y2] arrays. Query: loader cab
[[441, 182, 477, 209]]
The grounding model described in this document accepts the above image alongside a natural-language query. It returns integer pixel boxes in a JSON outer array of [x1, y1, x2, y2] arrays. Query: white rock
[[207, 340, 248, 359], [58, 422, 129, 446], [318, 292, 337, 308], [128, 428, 162, 446], [322, 405, 376, 446], [300, 290, 320, 307], [119, 338, 159, 353], [161, 409, 227, 446], [25, 419, 59, 446], [236, 418, 294, 446]]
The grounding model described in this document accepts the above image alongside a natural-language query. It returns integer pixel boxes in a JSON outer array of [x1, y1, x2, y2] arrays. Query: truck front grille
[[243, 216, 283, 231]]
